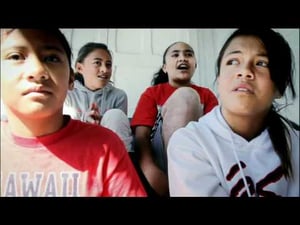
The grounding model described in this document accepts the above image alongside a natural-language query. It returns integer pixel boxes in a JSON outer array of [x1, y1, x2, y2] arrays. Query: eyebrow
[[225, 50, 268, 57], [43, 45, 65, 54], [93, 57, 112, 62], [226, 50, 241, 55], [170, 49, 194, 54], [2, 45, 66, 54]]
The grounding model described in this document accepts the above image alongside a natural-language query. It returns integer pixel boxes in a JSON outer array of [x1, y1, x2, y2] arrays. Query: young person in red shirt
[[131, 41, 218, 196], [1, 29, 146, 197]]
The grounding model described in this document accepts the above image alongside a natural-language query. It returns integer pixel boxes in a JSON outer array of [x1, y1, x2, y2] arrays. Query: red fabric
[[1, 119, 147, 197], [131, 83, 218, 128]]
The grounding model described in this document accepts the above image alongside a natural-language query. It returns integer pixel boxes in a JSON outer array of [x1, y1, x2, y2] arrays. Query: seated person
[[64, 42, 133, 152], [131, 41, 218, 196]]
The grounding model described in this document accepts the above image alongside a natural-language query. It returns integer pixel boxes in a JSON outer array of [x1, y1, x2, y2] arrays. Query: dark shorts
[[151, 119, 168, 174]]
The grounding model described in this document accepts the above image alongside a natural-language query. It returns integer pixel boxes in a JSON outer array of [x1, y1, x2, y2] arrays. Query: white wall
[[61, 29, 299, 124]]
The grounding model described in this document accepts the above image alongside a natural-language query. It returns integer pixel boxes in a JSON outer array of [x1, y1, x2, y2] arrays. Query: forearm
[[139, 146, 169, 196], [141, 161, 169, 196], [135, 126, 169, 196]]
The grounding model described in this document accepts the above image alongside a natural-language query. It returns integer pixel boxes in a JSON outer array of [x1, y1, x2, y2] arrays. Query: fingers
[[86, 107, 101, 125], [85, 113, 101, 125], [91, 103, 99, 112], [83, 103, 101, 125]]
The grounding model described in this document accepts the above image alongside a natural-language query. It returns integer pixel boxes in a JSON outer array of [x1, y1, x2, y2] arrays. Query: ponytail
[[151, 68, 168, 86], [267, 107, 299, 179]]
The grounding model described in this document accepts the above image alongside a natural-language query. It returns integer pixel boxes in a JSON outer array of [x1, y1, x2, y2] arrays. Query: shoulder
[[66, 81, 85, 97], [108, 85, 127, 96], [69, 119, 119, 139], [145, 83, 170, 94], [70, 119, 126, 148], [146, 83, 168, 90], [65, 119, 128, 163], [177, 106, 219, 133], [173, 111, 214, 137], [191, 84, 214, 94], [139, 85, 157, 96]]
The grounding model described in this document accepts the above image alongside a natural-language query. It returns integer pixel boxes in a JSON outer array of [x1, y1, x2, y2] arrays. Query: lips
[[97, 75, 108, 79], [177, 63, 189, 70], [23, 86, 52, 95], [232, 83, 254, 94]]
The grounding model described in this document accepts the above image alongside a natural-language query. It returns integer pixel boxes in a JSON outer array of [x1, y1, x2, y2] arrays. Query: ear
[[274, 89, 281, 99], [162, 64, 167, 73], [68, 68, 75, 90], [216, 76, 220, 85], [75, 62, 83, 73]]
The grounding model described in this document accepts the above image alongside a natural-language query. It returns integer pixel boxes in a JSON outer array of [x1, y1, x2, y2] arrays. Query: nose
[[236, 64, 254, 80], [178, 53, 187, 62], [99, 64, 110, 73], [25, 56, 49, 81]]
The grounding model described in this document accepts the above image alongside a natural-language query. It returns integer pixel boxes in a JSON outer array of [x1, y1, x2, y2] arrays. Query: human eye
[[171, 53, 179, 58], [7, 52, 25, 61], [185, 50, 194, 57], [93, 60, 101, 66], [44, 54, 63, 63], [226, 59, 239, 65], [256, 60, 268, 67], [184, 52, 194, 58], [106, 62, 112, 68]]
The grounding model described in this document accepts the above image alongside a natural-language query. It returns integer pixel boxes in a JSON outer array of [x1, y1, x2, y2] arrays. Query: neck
[[6, 111, 67, 138], [221, 108, 267, 141], [169, 80, 191, 88]]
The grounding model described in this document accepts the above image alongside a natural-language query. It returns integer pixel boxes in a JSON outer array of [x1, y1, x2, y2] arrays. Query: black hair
[[1, 29, 73, 68], [215, 28, 299, 179], [74, 42, 112, 85], [53, 29, 73, 68]]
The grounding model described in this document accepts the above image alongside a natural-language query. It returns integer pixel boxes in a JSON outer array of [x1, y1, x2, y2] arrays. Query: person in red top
[[0, 28, 147, 197], [131, 41, 218, 196]]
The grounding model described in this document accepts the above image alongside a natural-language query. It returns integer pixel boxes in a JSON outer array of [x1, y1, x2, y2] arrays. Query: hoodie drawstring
[[230, 132, 252, 197]]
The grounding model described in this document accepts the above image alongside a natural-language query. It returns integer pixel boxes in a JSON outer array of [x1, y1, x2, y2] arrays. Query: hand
[[83, 103, 101, 125]]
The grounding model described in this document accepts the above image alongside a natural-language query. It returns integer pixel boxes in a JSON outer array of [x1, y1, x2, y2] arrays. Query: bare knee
[[162, 87, 202, 119], [102, 109, 127, 123]]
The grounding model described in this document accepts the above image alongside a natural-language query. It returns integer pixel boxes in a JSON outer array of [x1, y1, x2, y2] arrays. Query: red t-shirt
[[131, 83, 218, 128], [1, 118, 147, 197]]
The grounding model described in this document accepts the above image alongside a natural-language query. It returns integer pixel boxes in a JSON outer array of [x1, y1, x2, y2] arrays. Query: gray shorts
[[151, 113, 168, 174]]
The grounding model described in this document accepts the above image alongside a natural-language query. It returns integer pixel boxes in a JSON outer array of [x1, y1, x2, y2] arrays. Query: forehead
[[225, 35, 266, 54], [1, 29, 64, 51], [86, 48, 112, 60], [167, 42, 194, 54]]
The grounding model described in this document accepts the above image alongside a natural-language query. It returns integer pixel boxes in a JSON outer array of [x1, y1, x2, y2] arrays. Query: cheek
[[106, 68, 112, 75], [80, 66, 94, 75], [54, 68, 72, 84], [258, 79, 278, 97], [1, 84, 9, 98], [1, 82, 18, 107], [1, 64, 20, 81], [217, 76, 229, 92], [217, 83, 224, 96]]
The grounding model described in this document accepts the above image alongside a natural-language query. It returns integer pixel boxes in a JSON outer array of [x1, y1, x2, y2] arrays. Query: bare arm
[[135, 126, 169, 196]]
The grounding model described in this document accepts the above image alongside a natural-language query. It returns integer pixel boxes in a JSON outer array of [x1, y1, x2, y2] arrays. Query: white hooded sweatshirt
[[168, 106, 299, 197]]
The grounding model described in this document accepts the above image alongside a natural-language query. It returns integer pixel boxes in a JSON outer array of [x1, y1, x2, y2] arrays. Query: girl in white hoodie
[[168, 29, 299, 197]]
